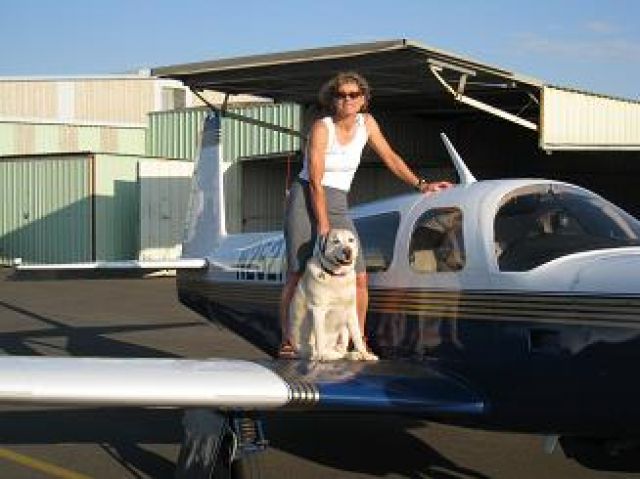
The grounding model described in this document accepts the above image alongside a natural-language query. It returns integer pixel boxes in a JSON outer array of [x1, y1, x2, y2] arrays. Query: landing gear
[[175, 409, 268, 479]]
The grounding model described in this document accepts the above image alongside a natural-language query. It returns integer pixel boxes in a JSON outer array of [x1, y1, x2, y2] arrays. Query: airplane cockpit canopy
[[494, 184, 640, 271]]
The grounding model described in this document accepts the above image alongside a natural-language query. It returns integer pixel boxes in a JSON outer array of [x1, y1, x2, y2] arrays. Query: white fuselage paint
[[200, 179, 640, 298]]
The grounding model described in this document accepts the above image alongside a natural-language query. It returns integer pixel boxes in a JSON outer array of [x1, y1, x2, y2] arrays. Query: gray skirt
[[284, 179, 365, 274]]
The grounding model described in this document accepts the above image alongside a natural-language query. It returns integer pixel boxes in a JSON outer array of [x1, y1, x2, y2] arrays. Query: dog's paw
[[363, 352, 379, 361], [318, 350, 346, 361], [348, 350, 379, 361]]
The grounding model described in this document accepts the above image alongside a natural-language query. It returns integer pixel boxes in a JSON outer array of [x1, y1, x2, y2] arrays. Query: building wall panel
[[0, 124, 14, 153], [542, 87, 640, 150], [147, 104, 302, 161], [60, 124, 79, 152], [0, 122, 146, 156], [93, 154, 141, 261], [34, 124, 61, 153], [151, 107, 205, 161], [0, 154, 92, 265], [138, 160, 194, 261], [15, 124, 35, 155], [241, 159, 291, 232], [74, 80, 155, 125], [222, 103, 302, 161], [0, 81, 57, 119]]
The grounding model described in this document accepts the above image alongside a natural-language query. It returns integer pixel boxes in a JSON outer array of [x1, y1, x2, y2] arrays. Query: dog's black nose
[[344, 247, 352, 260]]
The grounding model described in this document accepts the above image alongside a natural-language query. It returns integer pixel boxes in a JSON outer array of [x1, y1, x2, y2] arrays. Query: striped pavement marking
[[0, 447, 92, 479]]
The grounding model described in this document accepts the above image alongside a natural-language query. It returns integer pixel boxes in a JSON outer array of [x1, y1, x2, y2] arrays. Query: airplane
[[5, 110, 640, 477]]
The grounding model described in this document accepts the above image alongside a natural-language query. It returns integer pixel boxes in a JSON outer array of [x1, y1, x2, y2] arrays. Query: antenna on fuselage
[[440, 133, 476, 185]]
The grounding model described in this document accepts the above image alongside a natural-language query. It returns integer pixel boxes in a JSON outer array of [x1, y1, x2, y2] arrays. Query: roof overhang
[[153, 39, 640, 150], [152, 39, 543, 123]]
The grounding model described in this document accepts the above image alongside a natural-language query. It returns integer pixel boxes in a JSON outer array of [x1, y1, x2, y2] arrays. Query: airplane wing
[[0, 356, 484, 417], [13, 259, 208, 271]]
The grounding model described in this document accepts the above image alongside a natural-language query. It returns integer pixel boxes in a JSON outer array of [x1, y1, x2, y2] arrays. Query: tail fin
[[440, 133, 476, 185], [182, 113, 226, 258]]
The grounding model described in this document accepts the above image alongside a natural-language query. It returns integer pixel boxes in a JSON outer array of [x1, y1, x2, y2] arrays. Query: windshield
[[494, 184, 640, 271]]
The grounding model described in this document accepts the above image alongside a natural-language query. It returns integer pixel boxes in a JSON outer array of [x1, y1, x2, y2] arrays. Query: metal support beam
[[428, 63, 538, 131], [190, 88, 306, 140]]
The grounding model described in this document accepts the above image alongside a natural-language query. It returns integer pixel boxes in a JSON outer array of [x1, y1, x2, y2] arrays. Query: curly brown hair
[[318, 71, 371, 114]]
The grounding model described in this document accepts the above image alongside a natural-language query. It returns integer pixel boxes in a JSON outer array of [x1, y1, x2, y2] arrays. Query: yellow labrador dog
[[289, 228, 378, 361]]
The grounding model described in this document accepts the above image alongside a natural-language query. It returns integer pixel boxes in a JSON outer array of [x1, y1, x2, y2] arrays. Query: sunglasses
[[334, 91, 363, 100]]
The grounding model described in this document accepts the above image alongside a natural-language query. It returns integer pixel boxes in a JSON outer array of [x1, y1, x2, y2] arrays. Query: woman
[[279, 71, 451, 358]]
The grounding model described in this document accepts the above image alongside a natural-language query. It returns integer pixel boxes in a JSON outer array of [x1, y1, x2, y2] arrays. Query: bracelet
[[415, 177, 428, 191]]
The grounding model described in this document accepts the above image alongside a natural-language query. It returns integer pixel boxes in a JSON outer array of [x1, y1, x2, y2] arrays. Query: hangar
[[153, 38, 640, 223]]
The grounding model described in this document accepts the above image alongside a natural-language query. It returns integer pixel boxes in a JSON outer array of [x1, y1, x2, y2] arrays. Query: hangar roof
[[152, 39, 542, 121], [153, 39, 640, 150]]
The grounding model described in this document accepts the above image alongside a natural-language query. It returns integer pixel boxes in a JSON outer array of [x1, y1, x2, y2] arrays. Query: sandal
[[278, 340, 298, 359]]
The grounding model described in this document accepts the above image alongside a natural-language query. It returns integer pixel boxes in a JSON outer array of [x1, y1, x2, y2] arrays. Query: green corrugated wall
[[93, 154, 140, 261], [147, 103, 302, 161], [0, 154, 92, 265], [0, 153, 144, 265]]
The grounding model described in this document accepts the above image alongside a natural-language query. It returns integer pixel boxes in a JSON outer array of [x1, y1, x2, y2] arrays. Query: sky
[[1, 0, 638, 100]]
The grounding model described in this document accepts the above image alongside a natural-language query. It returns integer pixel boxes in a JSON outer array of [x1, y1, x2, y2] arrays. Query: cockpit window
[[353, 211, 400, 272], [409, 208, 465, 273], [495, 184, 640, 271]]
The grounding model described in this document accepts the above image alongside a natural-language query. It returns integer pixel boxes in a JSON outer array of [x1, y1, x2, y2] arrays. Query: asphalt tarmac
[[0, 268, 639, 479]]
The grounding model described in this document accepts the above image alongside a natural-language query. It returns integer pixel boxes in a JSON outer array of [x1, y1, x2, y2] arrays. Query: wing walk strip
[[273, 362, 320, 407], [186, 281, 640, 327]]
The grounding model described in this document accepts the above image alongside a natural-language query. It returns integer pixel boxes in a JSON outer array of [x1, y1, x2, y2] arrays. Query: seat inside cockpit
[[494, 184, 640, 271], [409, 208, 465, 273]]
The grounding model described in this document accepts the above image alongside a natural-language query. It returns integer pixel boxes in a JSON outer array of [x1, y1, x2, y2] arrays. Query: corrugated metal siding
[[147, 104, 302, 161], [0, 122, 146, 156], [0, 81, 57, 119], [241, 159, 294, 232], [222, 104, 302, 160], [138, 160, 194, 260], [542, 86, 640, 150], [74, 80, 155, 124], [0, 124, 14, 153], [93, 154, 141, 261], [15, 124, 35, 155], [0, 153, 191, 264], [147, 108, 206, 160], [0, 78, 173, 125], [0, 155, 92, 265]]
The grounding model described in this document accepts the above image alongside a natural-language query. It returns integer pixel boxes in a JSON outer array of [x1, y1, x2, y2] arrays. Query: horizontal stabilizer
[[0, 356, 484, 417]]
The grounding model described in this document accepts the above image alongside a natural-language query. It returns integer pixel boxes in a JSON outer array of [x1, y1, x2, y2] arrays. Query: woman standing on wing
[[279, 71, 451, 358]]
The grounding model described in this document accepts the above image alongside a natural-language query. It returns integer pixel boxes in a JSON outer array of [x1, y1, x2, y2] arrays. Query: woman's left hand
[[418, 180, 453, 194]]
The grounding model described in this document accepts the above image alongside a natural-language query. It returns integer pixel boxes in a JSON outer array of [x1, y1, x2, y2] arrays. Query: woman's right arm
[[307, 120, 330, 236]]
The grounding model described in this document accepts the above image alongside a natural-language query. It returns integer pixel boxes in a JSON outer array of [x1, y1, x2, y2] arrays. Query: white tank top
[[299, 113, 368, 191]]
